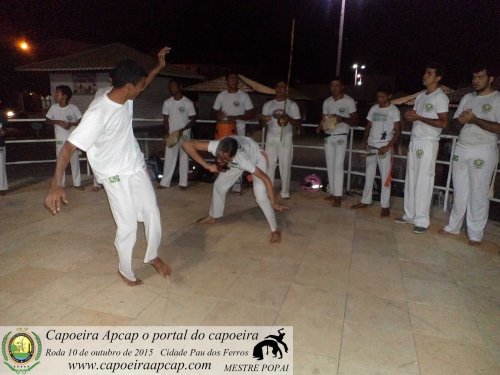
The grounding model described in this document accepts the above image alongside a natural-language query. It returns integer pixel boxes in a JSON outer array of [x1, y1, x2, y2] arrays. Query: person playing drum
[[182, 136, 289, 244]]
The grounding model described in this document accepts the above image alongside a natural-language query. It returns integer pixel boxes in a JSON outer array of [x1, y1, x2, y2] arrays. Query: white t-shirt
[[94, 87, 112, 99], [213, 90, 254, 130], [455, 91, 500, 148], [262, 99, 301, 137], [411, 87, 449, 140], [208, 136, 260, 174], [46, 103, 82, 140], [68, 95, 144, 183], [366, 104, 401, 146], [322, 95, 357, 135], [162, 96, 196, 132]]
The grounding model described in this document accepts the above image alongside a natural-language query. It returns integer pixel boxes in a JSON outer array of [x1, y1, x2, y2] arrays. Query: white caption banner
[[0, 326, 293, 374]]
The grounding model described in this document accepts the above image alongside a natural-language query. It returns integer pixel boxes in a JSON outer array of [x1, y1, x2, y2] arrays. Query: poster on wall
[[72, 73, 97, 95]]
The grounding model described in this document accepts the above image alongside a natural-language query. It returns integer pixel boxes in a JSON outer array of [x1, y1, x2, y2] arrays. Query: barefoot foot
[[148, 257, 172, 278], [469, 240, 481, 247], [118, 271, 144, 286], [270, 230, 281, 244], [91, 186, 101, 193], [196, 215, 216, 225], [438, 228, 451, 235]]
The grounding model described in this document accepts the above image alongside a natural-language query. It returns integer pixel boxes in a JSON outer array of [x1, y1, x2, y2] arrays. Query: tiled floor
[[1, 177, 500, 374]]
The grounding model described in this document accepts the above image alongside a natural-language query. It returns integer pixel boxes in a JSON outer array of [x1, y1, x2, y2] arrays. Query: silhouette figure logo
[[252, 328, 288, 360]]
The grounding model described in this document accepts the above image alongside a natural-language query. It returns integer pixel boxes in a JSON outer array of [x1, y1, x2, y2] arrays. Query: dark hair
[[226, 72, 239, 80], [330, 76, 344, 85], [110, 59, 148, 89], [427, 62, 445, 79], [56, 85, 72, 101], [472, 64, 495, 78], [169, 78, 180, 86], [216, 137, 238, 158], [274, 79, 288, 87], [376, 83, 393, 95]]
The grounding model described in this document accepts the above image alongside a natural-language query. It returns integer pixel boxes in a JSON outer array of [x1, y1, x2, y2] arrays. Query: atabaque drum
[[215, 120, 237, 140]]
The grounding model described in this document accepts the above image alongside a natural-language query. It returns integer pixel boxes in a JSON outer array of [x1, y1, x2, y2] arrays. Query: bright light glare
[[7, 111, 15, 118], [357, 82, 362, 86], [158, 175, 163, 178], [361, 65, 366, 69], [352, 64, 358, 69], [312, 184, 320, 189]]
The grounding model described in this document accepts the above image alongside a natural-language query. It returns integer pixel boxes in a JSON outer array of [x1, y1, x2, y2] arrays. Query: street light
[[352, 64, 365, 85], [17, 40, 30, 52]]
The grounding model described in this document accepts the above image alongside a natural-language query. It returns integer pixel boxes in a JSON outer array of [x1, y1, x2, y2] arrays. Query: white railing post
[[347, 127, 354, 192], [443, 136, 457, 211]]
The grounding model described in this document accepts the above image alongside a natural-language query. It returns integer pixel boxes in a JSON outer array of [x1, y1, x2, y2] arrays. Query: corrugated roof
[[391, 85, 455, 106], [184, 74, 314, 100], [16, 43, 204, 80]]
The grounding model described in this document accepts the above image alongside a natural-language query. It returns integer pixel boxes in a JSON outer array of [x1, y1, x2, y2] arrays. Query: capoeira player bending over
[[439, 65, 500, 246], [45, 48, 172, 286], [182, 136, 290, 244]]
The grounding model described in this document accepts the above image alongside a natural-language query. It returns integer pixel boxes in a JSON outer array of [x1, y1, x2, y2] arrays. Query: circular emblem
[[179, 106, 185, 113], [272, 109, 284, 120], [416, 149, 424, 158], [66, 115, 73, 121], [425, 103, 434, 112], [338, 139, 344, 144], [8, 333, 35, 364], [378, 152, 387, 159], [452, 155, 458, 162], [233, 101, 240, 107], [482, 104, 492, 113], [473, 159, 485, 168], [339, 108, 345, 113]]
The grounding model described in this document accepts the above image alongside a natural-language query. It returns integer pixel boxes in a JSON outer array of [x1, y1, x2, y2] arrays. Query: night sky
[[1, 0, 499, 97]]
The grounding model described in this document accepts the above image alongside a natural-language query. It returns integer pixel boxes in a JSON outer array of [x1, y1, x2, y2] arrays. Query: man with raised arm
[[45, 47, 172, 286]]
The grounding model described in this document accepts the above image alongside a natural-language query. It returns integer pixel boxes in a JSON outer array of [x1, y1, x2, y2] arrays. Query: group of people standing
[[42, 48, 499, 286]]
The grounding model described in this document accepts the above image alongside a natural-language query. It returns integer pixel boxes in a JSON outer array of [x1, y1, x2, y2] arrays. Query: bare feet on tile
[[148, 257, 172, 278], [118, 271, 143, 286], [196, 215, 216, 224]]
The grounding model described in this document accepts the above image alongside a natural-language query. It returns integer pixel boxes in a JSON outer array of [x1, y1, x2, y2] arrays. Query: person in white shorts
[[394, 63, 449, 234], [157, 79, 197, 190], [316, 77, 358, 207], [182, 136, 290, 244], [260, 80, 301, 199], [45, 48, 172, 286], [45, 85, 84, 190], [439, 65, 500, 246], [351, 83, 401, 217]]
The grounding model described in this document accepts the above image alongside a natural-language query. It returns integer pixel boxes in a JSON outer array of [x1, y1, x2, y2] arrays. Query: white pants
[[0, 146, 7, 191], [361, 147, 392, 208], [403, 139, 439, 228], [102, 168, 162, 281], [444, 144, 497, 242], [56, 138, 81, 187], [160, 134, 189, 187], [209, 152, 278, 231], [265, 134, 293, 198], [325, 134, 348, 196]]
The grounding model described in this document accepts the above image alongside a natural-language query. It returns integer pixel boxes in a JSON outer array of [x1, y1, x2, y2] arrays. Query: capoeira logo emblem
[[272, 109, 284, 119], [339, 108, 346, 114], [109, 175, 120, 183], [233, 101, 240, 107], [252, 328, 288, 360], [473, 159, 485, 169], [416, 149, 424, 158], [66, 115, 73, 121], [452, 155, 459, 162], [425, 103, 434, 112], [379, 152, 387, 159], [179, 106, 185, 113], [482, 104, 492, 113], [338, 139, 344, 144], [2, 329, 42, 373]]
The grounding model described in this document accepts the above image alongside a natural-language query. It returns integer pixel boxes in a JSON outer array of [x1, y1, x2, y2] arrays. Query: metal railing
[[5, 118, 500, 210]]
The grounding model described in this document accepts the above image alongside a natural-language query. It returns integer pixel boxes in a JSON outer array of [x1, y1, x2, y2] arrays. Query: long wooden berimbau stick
[[281, 18, 295, 142]]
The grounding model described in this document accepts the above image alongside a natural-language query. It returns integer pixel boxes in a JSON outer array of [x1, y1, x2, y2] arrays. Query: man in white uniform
[[0, 112, 10, 195], [182, 136, 289, 244], [439, 65, 500, 246], [46, 48, 172, 286], [316, 77, 358, 207], [351, 83, 401, 216], [394, 63, 449, 233], [213, 73, 255, 136], [157, 79, 197, 190], [260, 80, 301, 199], [45, 85, 84, 190]]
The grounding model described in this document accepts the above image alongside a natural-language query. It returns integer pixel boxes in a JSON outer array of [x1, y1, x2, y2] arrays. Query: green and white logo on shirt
[[337, 139, 344, 144], [416, 149, 424, 158], [56, 141, 64, 145], [179, 106, 185, 113], [425, 104, 434, 112], [452, 155, 458, 162], [481, 104, 492, 113], [233, 101, 240, 107], [109, 175, 120, 183], [339, 108, 346, 114], [473, 159, 485, 169]]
